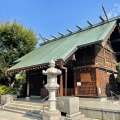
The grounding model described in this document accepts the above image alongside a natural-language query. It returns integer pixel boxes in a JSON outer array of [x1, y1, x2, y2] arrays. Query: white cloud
[[107, 11, 113, 18], [114, 13, 118, 16], [114, 3, 119, 6], [107, 3, 120, 18]]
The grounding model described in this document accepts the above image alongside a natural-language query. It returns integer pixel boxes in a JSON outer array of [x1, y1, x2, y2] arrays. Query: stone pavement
[[0, 110, 41, 120], [0, 110, 98, 120]]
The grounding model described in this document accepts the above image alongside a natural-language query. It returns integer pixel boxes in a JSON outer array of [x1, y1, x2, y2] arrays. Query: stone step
[[2, 107, 26, 114], [79, 114, 85, 119], [8, 102, 43, 109], [3, 104, 41, 112], [13, 101, 43, 106], [2, 101, 49, 119], [2, 108, 42, 119], [81, 117, 99, 120], [2, 103, 43, 119], [81, 118, 92, 120]]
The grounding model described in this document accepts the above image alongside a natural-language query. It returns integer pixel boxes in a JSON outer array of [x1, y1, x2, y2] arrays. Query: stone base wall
[[0, 95, 17, 105], [80, 107, 120, 120]]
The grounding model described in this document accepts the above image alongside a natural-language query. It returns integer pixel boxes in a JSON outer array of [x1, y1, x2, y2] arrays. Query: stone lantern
[[42, 59, 61, 120]]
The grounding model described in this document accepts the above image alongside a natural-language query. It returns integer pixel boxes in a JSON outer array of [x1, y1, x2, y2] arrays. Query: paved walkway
[[0, 110, 41, 120]]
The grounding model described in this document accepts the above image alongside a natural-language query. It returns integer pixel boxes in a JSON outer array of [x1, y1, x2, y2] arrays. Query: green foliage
[[117, 62, 120, 82], [15, 71, 26, 81], [0, 87, 4, 95], [0, 85, 11, 95], [12, 71, 27, 96], [15, 78, 27, 97], [0, 20, 38, 85]]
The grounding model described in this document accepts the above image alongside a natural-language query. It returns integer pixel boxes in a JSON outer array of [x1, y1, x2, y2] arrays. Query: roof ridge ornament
[[87, 20, 93, 26], [51, 35, 57, 39], [58, 32, 65, 36], [76, 25, 83, 30], [102, 4, 109, 21], [99, 16, 105, 22], [67, 28, 73, 33], [39, 33, 49, 43]]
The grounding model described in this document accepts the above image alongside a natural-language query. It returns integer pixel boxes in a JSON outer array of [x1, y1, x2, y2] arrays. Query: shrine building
[[6, 16, 120, 98]]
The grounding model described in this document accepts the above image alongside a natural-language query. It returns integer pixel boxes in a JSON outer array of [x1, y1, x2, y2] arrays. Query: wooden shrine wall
[[95, 43, 118, 96], [74, 68, 97, 95], [98, 68, 109, 96], [75, 46, 95, 67], [97, 68, 117, 96], [95, 43, 117, 71]]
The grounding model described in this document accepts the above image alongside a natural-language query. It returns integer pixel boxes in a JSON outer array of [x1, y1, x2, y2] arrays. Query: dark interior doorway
[[30, 74, 43, 96]]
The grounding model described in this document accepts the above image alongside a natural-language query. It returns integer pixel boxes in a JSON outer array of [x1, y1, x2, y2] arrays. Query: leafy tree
[[117, 62, 120, 82], [0, 20, 38, 86]]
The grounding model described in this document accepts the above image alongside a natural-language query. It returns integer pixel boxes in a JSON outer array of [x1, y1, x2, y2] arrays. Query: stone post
[[42, 60, 62, 120]]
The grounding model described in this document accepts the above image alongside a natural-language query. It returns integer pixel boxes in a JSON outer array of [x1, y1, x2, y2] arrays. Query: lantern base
[[43, 109, 61, 120]]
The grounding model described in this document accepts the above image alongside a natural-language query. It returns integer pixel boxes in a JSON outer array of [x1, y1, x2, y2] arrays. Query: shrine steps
[[2, 100, 43, 119], [2, 100, 99, 120]]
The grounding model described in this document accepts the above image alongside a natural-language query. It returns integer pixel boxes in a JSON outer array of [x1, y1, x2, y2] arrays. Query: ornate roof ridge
[[40, 15, 120, 46]]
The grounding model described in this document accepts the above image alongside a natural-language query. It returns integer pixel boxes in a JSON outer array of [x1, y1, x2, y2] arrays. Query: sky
[[0, 0, 120, 47]]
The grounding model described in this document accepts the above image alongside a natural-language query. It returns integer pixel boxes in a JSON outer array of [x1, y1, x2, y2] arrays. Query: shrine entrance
[[30, 74, 43, 96]]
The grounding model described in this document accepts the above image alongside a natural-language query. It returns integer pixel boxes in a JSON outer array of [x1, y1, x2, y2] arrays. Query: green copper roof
[[8, 20, 117, 71]]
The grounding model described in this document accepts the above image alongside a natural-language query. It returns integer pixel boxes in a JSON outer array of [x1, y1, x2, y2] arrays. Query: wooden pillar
[[59, 74, 63, 96], [65, 70, 67, 96], [74, 70, 77, 96], [96, 68, 101, 96], [110, 52, 113, 69], [27, 74, 30, 97], [104, 48, 106, 66]]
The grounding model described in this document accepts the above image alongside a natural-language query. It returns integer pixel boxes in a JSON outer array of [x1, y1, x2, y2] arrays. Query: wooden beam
[[111, 39, 120, 43], [102, 4, 108, 21], [58, 32, 65, 36], [67, 28, 73, 33], [44, 38, 50, 41], [39, 34, 47, 43], [76, 25, 83, 30], [99, 16, 105, 22], [110, 52, 113, 68], [104, 48, 106, 67], [87, 20, 93, 26], [74, 65, 95, 70], [51, 35, 57, 39]]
